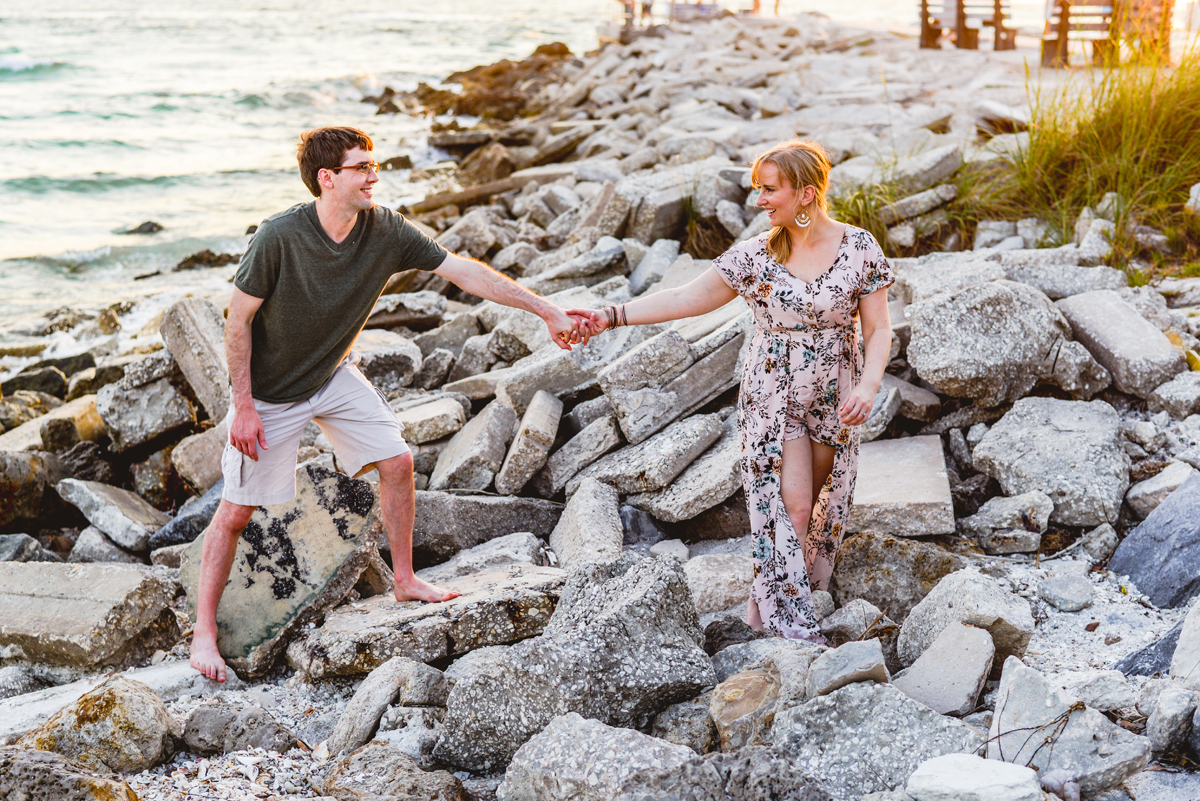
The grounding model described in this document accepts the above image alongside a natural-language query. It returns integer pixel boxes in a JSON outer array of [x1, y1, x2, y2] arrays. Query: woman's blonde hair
[[750, 140, 832, 264]]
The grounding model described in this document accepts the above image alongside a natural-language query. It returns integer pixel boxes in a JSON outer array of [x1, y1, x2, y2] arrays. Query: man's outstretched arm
[[433, 252, 585, 349]]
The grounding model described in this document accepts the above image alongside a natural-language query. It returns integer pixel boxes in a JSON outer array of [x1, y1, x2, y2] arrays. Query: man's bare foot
[[189, 632, 227, 682], [394, 574, 461, 603]]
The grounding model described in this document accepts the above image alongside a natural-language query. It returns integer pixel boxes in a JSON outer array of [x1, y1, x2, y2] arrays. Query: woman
[[572, 140, 894, 642]]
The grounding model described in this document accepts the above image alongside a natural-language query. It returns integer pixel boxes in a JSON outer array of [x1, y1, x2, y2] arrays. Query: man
[[190, 126, 584, 681]]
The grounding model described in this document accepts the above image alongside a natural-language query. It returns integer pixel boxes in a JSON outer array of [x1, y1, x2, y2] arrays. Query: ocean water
[[0, 0, 1172, 336]]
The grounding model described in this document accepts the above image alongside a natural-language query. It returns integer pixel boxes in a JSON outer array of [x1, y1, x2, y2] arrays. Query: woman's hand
[[838, 383, 877, 426], [566, 308, 608, 337]]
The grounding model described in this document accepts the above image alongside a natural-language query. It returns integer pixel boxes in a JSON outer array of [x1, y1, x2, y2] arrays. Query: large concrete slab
[[160, 297, 230, 422], [0, 395, 104, 453], [0, 562, 179, 669], [848, 435, 955, 536], [285, 564, 567, 679], [180, 462, 383, 678]]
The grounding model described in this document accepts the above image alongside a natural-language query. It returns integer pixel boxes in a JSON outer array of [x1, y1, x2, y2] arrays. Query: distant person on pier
[[189, 127, 587, 682], [641, 0, 654, 24], [569, 141, 893, 643]]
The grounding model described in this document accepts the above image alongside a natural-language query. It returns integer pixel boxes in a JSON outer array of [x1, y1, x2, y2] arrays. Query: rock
[[366, 290, 447, 329], [683, 554, 752, 615], [285, 564, 565, 679], [0, 395, 105, 453], [898, 569, 1033, 670], [1171, 599, 1200, 691], [533, 414, 623, 498], [497, 712, 695, 801], [894, 145, 963, 194], [0, 561, 178, 669], [972, 398, 1129, 527], [987, 656, 1150, 797], [495, 390, 562, 495], [0, 746, 138, 800], [958, 490, 1053, 540], [159, 297, 229, 421], [847, 435, 956, 537], [0, 389, 61, 431], [625, 415, 740, 522], [829, 532, 968, 623], [148, 479, 224, 549], [627, 186, 687, 245], [549, 477, 623, 568], [1146, 686, 1196, 754], [1037, 572, 1094, 612], [417, 532, 546, 584], [411, 347, 455, 390], [0, 450, 65, 528], [703, 617, 768, 657], [327, 656, 448, 755], [1056, 290, 1187, 398], [1109, 473, 1200, 608], [395, 397, 467, 444], [373, 704, 443, 768], [54, 478, 169, 551], [0, 533, 56, 563], [97, 376, 195, 452], [974, 220, 1018, 250], [772, 682, 984, 801], [709, 669, 779, 750], [1080, 523, 1118, 563], [806, 639, 889, 697], [878, 184, 958, 227], [649, 696, 718, 755], [1188, 183, 1200, 215], [3, 367, 67, 398], [880, 373, 942, 422], [649, 538, 688, 561], [67, 526, 143, 564], [150, 542, 188, 567], [1115, 622, 1182, 677], [434, 556, 713, 772], [860, 386, 901, 443], [414, 313, 482, 359], [906, 753, 1041, 801], [353, 329, 423, 395], [629, 239, 681, 294], [613, 745, 835, 801], [181, 697, 298, 755], [892, 623, 994, 717], [180, 463, 383, 678], [411, 491, 562, 566], [322, 740, 468, 800], [1127, 460, 1197, 518], [978, 528, 1041, 555], [16, 677, 177, 773], [130, 445, 179, 509], [0, 665, 45, 700], [1148, 372, 1200, 419], [428, 399, 516, 490], [906, 280, 1072, 407], [819, 600, 899, 667], [566, 413, 724, 495], [171, 421, 226, 492], [599, 328, 743, 445], [1051, 670, 1136, 712]]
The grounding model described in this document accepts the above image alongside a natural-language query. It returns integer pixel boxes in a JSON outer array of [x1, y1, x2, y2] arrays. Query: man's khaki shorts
[[220, 355, 410, 507]]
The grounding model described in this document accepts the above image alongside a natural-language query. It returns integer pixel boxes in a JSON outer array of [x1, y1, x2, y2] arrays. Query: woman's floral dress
[[711, 225, 894, 640]]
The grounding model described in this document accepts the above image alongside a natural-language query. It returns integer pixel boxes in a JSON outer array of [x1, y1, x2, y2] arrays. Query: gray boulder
[[326, 656, 449, 756], [433, 555, 714, 772], [55, 477, 169, 551], [988, 656, 1150, 797], [182, 697, 298, 755], [829, 532, 967, 623], [1109, 473, 1200, 608], [1146, 686, 1196, 754], [649, 696, 718, 755], [972, 398, 1129, 527], [906, 280, 1072, 408], [772, 682, 984, 801], [0, 747, 138, 800], [353, 329, 424, 395], [613, 745, 835, 801]]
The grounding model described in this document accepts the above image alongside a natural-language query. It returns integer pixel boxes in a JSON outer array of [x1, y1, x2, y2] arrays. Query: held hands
[[564, 308, 607, 338], [545, 306, 602, 350], [229, 404, 268, 461], [838, 383, 876, 427]]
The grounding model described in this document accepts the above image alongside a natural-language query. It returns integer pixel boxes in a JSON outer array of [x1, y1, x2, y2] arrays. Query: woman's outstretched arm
[[570, 266, 738, 334]]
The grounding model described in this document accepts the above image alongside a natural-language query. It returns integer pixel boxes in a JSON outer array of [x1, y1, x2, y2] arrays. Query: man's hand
[[566, 308, 607, 338], [544, 305, 587, 350], [229, 404, 268, 460]]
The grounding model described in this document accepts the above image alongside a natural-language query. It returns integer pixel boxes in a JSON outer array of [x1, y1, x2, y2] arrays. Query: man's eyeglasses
[[329, 161, 381, 175]]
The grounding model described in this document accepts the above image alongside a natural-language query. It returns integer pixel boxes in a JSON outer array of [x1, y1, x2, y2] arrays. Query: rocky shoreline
[[4, 11, 1200, 801]]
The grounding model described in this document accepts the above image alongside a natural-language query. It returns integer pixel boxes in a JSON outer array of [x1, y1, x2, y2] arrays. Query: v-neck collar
[[772, 225, 850, 287], [305, 201, 364, 253]]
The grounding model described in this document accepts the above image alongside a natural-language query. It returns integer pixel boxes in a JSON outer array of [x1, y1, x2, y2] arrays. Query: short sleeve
[[710, 238, 762, 297], [233, 219, 281, 299], [388, 210, 448, 274], [858, 232, 894, 297]]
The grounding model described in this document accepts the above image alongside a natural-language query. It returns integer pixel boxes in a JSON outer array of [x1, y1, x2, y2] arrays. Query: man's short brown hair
[[296, 127, 374, 197]]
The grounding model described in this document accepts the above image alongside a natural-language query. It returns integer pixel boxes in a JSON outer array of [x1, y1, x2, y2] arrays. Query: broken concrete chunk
[[906, 753, 1041, 801], [412, 491, 563, 566], [148, 478, 224, 550], [806, 639, 890, 698], [394, 397, 467, 445], [96, 377, 195, 452], [0, 746, 139, 800], [366, 290, 447, 330], [494, 390, 562, 496], [180, 462, 383, 678], [322, 740, 467, 800], [182, 697, 298, 756], [285, 564, 566, 679], [171, 420, 226, 492], [533, 413, 623, 498], [847, 435, 955, 537], [626, 414, 740, 522], [0, 450, 64, 528], [683, 554, 753, 615], [0, 561, 179, 669], [353, 329, 423, 395], [0, 395, 105, 453], [710, 669, 779, 751], [566, 413, 723, 495], [417, 532, 546, 586], [159, 297, 230, 422], [327, 656, 449, 756], [892, 623, 994, 716], [55, 478, 170, 551], [549, 477, 623, 569], [428, 399, 516, 491], [67, 526, 144, 564]]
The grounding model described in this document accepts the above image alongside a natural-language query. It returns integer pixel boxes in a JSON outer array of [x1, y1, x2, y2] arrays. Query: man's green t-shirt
[[233, 202, 446, 404]]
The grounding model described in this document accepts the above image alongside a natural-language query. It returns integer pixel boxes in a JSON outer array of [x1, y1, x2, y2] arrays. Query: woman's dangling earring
[[795, 208, 812, 228]]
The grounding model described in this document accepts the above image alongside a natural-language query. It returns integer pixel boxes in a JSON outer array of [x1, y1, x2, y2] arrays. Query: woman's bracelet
[[603, 305, 628, 329]]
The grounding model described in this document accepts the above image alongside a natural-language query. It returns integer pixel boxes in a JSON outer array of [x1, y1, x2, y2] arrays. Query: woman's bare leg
[[806, 441, 837, 591]]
